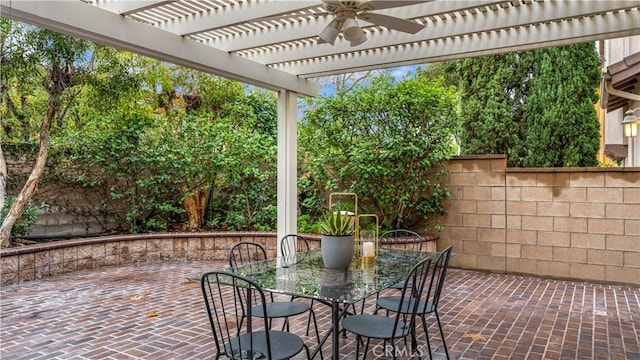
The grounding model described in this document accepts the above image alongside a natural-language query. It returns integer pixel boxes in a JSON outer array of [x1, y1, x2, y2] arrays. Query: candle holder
[[357, 214, 378, 265], [361, 261, 377, 287]]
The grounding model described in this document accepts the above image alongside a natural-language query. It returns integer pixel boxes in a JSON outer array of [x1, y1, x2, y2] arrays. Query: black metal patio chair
[[376, 245, 453, 359], [358, 229, 425, 313], [341, 256, 433, 360], [379, 229, 424, 253], [201, 270, 311, 360], [228, 241, 322, 358], [379, 230, 424, 291], [279, 234, 311, 257], [279, 234, 317, 335]]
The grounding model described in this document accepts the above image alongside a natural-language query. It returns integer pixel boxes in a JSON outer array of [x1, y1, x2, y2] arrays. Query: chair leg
[[421, 315, 433, 360], [435, 310, 450, 360], [278, 317, 290, 332], [410, 327, 421, 360], [388, 339, 396, 360], [363, 337, 371, 360], [340, 304, 356, 337], [410, 325, 418, 350], [303, 343, 312, 360], [355, 335, 362, 360], [306, 309, 312, 335]]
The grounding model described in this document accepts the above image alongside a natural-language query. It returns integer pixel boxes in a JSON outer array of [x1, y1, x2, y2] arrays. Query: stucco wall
[[436, 155, 639, 285]]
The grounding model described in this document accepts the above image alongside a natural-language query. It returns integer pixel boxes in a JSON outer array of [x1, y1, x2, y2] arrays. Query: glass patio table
[[197, 248, 437, 360]]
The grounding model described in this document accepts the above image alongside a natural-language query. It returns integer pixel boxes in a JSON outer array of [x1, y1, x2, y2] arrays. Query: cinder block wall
[[436, 155, 640, 285]]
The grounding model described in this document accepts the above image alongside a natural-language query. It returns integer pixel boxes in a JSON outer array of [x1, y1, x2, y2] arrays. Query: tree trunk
[[183, 188, 208, 230], [0, 101, 54, 247], [0, 145, 7, 213]]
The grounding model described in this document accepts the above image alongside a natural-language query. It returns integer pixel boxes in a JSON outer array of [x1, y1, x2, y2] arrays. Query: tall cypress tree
[[449, 43, 601, 167], [450, 53, 528, 166], [523, 44, 601, 167]]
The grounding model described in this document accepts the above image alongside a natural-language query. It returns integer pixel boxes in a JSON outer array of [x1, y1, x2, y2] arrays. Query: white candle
[[363, 241, 375, 257]]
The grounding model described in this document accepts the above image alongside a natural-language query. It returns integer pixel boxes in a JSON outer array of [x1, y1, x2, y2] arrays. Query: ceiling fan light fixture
[[342, 17, 366, 46], [342, 17, 361, 39], [319, 19, 340, 45], [349, 30, 367, 46]]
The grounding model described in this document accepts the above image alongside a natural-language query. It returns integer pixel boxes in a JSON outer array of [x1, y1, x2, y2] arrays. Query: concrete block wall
[[436, 155, 508, 274], [437, 155, 640, 285]]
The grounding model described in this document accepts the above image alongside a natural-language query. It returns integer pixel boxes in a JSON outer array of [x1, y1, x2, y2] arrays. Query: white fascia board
[[250, 0, 640, 66], [280, 9, 640, 78], [0, 0, 320, 96]]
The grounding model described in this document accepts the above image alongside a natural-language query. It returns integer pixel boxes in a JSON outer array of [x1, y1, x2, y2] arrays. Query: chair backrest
[[201, 270, 273, 359], [379, 229, 424, 253], [280, 234, 311, 257], [422, 245, 453, 312], [391, 256, 433, 336], [229, 241, 267, 267]]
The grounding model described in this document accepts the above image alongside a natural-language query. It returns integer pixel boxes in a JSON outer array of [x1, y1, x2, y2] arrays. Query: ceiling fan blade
[[357, 12, 424, 34], [359, 0, 431, 11]]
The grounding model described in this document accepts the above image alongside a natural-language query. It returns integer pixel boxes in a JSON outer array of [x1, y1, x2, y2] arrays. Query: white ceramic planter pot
[[321, 235, 354, 268]]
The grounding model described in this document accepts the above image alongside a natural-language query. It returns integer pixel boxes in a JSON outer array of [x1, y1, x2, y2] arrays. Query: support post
[[277, 90, 298, 255]]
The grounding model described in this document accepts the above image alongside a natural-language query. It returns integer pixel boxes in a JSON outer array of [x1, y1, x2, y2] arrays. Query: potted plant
[[319, 210, 355, 268]]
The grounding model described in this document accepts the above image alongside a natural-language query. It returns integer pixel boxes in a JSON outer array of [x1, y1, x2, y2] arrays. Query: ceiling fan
[[318, 1, 426, 47]]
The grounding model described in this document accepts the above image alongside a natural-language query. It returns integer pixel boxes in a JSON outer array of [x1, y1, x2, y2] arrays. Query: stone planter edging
[[0, 232, 438, 286], [0, 232, 276, 286]]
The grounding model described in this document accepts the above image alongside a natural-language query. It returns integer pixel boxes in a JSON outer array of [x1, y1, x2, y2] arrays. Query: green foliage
[[522, 44, 601, 167], [57, 106, 278, 233], [446, 53, 528, 166], [319, 211, 355, 236], [3, 20, 457, 237], [448, 43, 601, 167], [300, 72, 457, 229], [21, 50, 280, 234], [297, 214, 321, 234], [245, 90, 278, 138], [57, 110, 174, 232], [298, 176, 324, 217], [1, 19, 92, 142], [0, 197, 43, 237]]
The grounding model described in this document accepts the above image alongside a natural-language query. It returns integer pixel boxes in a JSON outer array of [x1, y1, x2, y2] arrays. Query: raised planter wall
[[0, 232, 278, 286], [0, 232, 438, 286]]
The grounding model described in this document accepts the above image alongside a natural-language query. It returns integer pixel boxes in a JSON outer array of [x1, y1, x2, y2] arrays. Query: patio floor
[[1, 260, 638, 360]]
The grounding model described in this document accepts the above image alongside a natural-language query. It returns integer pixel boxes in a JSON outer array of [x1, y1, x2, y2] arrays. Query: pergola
[[2, 0, 639, 242]]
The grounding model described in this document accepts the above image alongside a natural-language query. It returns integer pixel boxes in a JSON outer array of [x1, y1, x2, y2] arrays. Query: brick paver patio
[[1, 260, 638, 359]]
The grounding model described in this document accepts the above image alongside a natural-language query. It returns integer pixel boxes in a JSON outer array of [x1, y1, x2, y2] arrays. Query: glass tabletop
[[202, 249, 434, 305]]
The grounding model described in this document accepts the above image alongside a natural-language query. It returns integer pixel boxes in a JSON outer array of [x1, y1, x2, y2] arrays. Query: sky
[[318, 64, 425, 96]]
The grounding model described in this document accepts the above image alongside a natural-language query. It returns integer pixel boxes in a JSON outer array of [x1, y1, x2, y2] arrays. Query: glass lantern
[[357, 214, 378, 266]]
